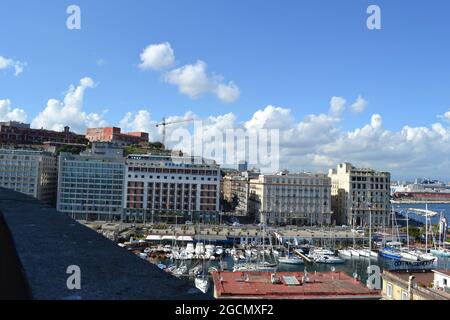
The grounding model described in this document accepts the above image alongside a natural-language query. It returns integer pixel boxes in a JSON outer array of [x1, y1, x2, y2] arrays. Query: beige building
[[0, 149, 57, 205], [328, 163, 391, 227], [248, 172, 332, 225], [382, 269, 450, 300]]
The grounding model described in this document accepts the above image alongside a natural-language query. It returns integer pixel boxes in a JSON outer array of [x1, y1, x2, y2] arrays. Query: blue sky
[[1, 0, 450, 179]]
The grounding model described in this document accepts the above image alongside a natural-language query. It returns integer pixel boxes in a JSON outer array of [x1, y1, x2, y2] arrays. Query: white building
[[328, 162, 391, 227], [123, 154, 221, 223], [0, 149, 57, 205], [57, 153, 125, 220], [248, 172, 332, 225]]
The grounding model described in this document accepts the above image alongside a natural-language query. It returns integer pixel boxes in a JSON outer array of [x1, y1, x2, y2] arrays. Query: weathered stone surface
[[0, 188, 208, 300]]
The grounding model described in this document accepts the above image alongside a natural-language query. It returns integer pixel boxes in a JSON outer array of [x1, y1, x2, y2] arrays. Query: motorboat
[[232, 262, 277, 272], [378, 247, 402, 260], [195, 242, 205, 255], [338, 249, 352, 258], [195, 276, 210, 294], [278, 255, 304, 265], [313, 254, 345, 264], [215, 246, 224, 256], [186, 243, 195, 254]]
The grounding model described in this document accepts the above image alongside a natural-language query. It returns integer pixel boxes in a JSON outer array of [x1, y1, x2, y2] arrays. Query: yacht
[[338, 249, 353, 258], [430, 248, 450, 258], [195, 276, 210, 294], [232, 261, 277, 272], [186, 243, 195, 254], [278, 255, 304, 265]]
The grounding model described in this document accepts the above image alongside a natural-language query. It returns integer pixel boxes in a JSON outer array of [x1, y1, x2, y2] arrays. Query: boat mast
[[425, 203, 428, 252]]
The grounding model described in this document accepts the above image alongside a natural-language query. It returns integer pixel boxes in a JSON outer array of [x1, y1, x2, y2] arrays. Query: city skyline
[[2, 1, 450, 179]]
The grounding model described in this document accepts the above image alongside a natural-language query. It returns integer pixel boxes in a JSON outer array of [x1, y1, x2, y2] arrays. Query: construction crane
[[156, 117, 194, 149]]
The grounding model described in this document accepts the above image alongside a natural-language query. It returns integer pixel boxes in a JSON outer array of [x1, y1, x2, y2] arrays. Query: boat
[[313, 254, 345, 264], [278, 255, 304, 265], [378, 247, 402, 260], [186, 243, 195, 254], [195, 276, 210, 294], [338, 249, 353, 258], [232, 261, 278, 272], [195, 242, 205, 255], [215, 246, 224, 256], [430, 248, 450, 257]]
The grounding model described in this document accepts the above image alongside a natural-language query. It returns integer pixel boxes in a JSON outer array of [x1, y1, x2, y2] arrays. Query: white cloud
[[214, 82, 241, 103], [329, 96, 346, 115], [350, 95, 368, 113], [0, 99, 27, 122], [139, 42, 240, 103], [31, 77, 107, 133], [164, 60, 212, 98], [164, 60, 240, 103], [139, 42, 175, 70], [0, 56, 26, 76]]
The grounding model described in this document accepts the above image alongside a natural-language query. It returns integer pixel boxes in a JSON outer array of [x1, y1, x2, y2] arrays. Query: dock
[[211, 271, 381, 300]]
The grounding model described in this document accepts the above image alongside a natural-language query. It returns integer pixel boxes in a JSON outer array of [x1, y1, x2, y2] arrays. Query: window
[[401, 290, 408, 300], [386, 283, 393, 298]]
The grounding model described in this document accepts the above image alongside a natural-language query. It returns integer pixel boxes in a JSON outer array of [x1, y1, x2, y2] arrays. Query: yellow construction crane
[[156, 117, 194, 149]]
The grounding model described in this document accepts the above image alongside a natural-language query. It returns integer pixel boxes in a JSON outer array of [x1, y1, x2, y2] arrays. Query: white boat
[[186, 243, 195, 254], [310, 248, 334, 255], [338, 249, 352, 258], [195, 242, 205, 255], [233, 262, 277, 272], [278, 255, 304, 265], [348, 248, 360, 257], [313, 254, 345, 264], [215, 246, 224, 256], [195, 276, 210, 294]]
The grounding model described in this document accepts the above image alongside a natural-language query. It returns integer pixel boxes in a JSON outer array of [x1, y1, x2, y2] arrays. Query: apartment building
[[57, 153, 125, 221], [0, 149, 57, 205], [382, 270, 450, 300], [85, 127, 149, 146], [248, 172, 332, 225], [328, 163, 391, 227], [124, 154, 221, 223]]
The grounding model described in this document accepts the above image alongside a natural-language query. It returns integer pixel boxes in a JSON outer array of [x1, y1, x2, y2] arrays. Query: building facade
[[381, 269, 450, 300], [248, 172, 332, 225], [123, 155, 221, 223], [57, 153, 125, 221], [85, 127, 149, 146], [328, 163, 391, 227], [0, 149, 57, 205], [0, 122, 84, 146]]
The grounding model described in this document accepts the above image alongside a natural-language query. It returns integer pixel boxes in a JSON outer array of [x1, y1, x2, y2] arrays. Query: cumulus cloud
[[139, 42, 240, 103], [139, 42, 175, 70], [329, 96, 346, 115], [350, 95, 368, 113], [0, 56, 26, 76], [31, 77, 107, 133], [118, 98, 450, 178], [0, 99, 27, 122]]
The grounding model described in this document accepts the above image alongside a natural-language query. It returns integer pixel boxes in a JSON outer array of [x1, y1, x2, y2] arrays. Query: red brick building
[[0, 121, 85, 146], [86, 127, 149, 146]]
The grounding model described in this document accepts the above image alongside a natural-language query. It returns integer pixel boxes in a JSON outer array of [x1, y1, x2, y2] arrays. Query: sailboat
[[194, 259, 210, 294], [278, 243, 304, 265], [233, 223, 277, 272], [430, 212, 450, 257]]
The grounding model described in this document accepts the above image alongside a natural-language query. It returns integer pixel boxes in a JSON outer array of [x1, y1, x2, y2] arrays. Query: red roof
[[212, 271, 381, 300]]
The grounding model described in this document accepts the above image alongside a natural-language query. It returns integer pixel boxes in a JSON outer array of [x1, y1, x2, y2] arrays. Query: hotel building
[[57, 152, 125, 221], [248, 172, 332, 225], [0, 149, 57, 205], [124, 154, 221, 223], [328, 162, 391, 227]]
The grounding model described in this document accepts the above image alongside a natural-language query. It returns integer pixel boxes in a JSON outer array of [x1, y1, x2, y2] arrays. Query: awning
[[146, 235, 162, 241], [177, 236, 193, 241], [161, 235, 177, 240]]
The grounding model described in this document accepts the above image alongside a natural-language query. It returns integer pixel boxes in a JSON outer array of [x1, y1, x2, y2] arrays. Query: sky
[[1, 0, 450, 180]]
